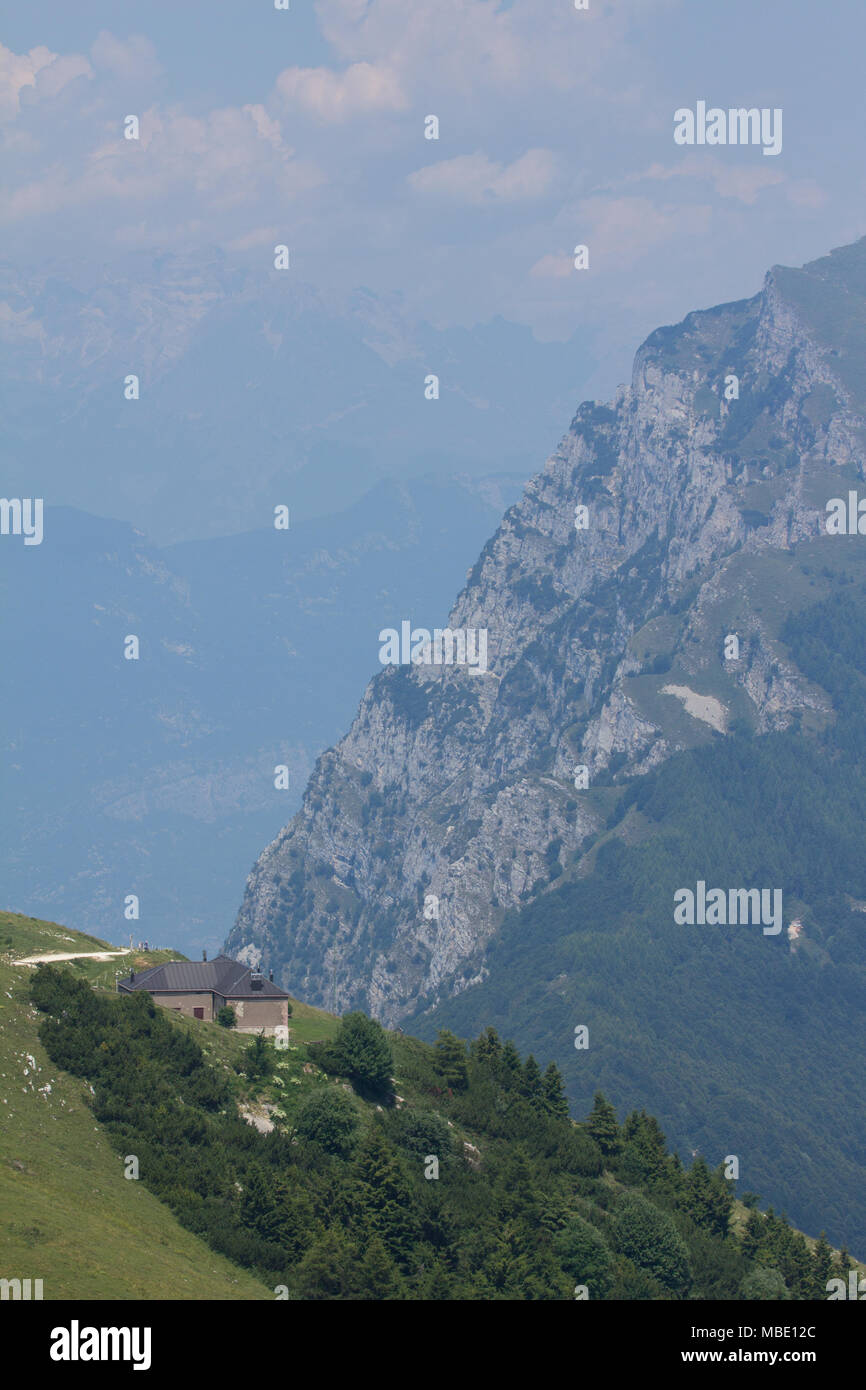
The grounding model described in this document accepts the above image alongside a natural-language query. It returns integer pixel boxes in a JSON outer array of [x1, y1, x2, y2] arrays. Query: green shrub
[[295, 1089, 359, 1157]]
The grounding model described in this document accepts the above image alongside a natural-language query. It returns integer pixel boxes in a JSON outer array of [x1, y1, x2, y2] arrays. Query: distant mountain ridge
[[0, 251, 589, 543], [0, 474, 521, 955]]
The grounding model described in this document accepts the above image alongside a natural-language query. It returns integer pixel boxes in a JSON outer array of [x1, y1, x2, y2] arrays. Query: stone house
[[116, 953, 290, 1034]]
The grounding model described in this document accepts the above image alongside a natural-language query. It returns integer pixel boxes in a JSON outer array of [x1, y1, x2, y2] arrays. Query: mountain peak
[[227, 237, 866, 1025]]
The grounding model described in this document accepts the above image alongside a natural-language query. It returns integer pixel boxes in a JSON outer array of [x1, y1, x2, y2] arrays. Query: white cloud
[[626, 157, 828, 212], [636, 155, 785, 206], [0, 42, 91, 121], [408, 149, 556, 204], [0, 102, 324, 226], [275, 61, 407, 122], [314, 0, 618, 98]]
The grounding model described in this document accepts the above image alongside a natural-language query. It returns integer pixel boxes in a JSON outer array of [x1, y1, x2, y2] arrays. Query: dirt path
[[13, 950, 131, 966]]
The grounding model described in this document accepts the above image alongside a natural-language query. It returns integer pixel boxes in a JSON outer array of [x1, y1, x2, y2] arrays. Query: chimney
[[269, 970, 274, 982], [202, 948, 207, 962], [130, 970, 135, 983]]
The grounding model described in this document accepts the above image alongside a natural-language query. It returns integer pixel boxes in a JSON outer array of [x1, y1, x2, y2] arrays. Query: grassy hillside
[[19, 924, 861, 1300], [0, 911, 270, 1299], [4, 908, 860, 1299]]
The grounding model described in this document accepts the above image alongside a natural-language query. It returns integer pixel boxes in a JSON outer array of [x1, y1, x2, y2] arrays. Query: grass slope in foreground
[[18, 912, 865, 1300], [0, 911, 270, 1300]]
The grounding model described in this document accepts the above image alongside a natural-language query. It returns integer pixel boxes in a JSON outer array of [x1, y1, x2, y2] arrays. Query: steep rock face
[[228, 239, 866, 1023]]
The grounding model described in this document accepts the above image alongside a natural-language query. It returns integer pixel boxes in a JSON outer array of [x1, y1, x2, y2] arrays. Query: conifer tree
[[354, 1128, 417, 1261], [421, 1258, 454, 1300], [433, 1029, 469, 1091], [293, 1228, 357, 1300], [500, 1039, 523, 1081], [619, 1111, 670, 1188], [494, 1149, 540, 1224], [331, 1011, 393, 1096], [521, 1054, 544, 1107], [542, 1061, 570, 1119], [586, 1090, 621, 1157], [683, 1156, 732, 1239], [240, 1165, 279, 1241], [356, 1236, 404, 1299], [472, 1026, 502, 1065], [783, 1232, 813, 1300], [553, 1215, 615, 1297], [242, 1031, 273, 1081], [811, 1232, 834, 1299], [271, 1178, 315, 1262]]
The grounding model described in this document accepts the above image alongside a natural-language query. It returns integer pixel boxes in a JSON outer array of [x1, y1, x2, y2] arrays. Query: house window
[[193, 1007, 204, 1020]]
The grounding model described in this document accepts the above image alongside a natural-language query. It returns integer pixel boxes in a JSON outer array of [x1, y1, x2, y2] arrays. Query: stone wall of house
[[225, 996, 288, 1034], [149, 991, 215, 1021]]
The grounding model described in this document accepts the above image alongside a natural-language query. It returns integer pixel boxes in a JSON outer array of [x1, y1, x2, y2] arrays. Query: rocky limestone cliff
[[227, 238, 866, 1023]]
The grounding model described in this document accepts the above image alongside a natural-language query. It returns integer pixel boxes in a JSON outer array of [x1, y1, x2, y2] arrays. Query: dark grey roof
[[117, 953, 289, 999]]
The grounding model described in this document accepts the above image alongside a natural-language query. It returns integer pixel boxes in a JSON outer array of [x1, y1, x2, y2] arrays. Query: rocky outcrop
[[228, 238, 866, 1023]]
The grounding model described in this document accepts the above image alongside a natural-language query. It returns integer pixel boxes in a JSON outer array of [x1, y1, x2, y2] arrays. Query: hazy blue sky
[[2, 0, 865, 395]]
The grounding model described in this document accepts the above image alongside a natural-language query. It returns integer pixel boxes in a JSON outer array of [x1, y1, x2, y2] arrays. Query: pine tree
[[472, 1026, 502, 1066], [767, 1206, 795, 1273], [356, 1236, 404, 1299], [421, 1257, 454, 1300], [761, 1209, 794, 1272], [332, 1011, 393, 1096], [521, 1054, 544, 1108], [553, 1215, 615, 1298], [500, 1039, 523, 1083], [670, 1151, 684, 1192], [542, 1061, 570, 1119], [354, 1128, 417, 1262], [783, 1232, 813, 1300], [243, 1031, 273, 1080], [292, 1228, 357, 1300], [586, 1090, 621, 1157], [271, 1178, 315, 1262], [811, 1232, 834, 1299], [494, 1149, 540, 1224], [683, 1156, 732, 1239], [433, 1029, 469, 1091], [240, 1165, 280, 1241], [619, 1111, 670, 1189]]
